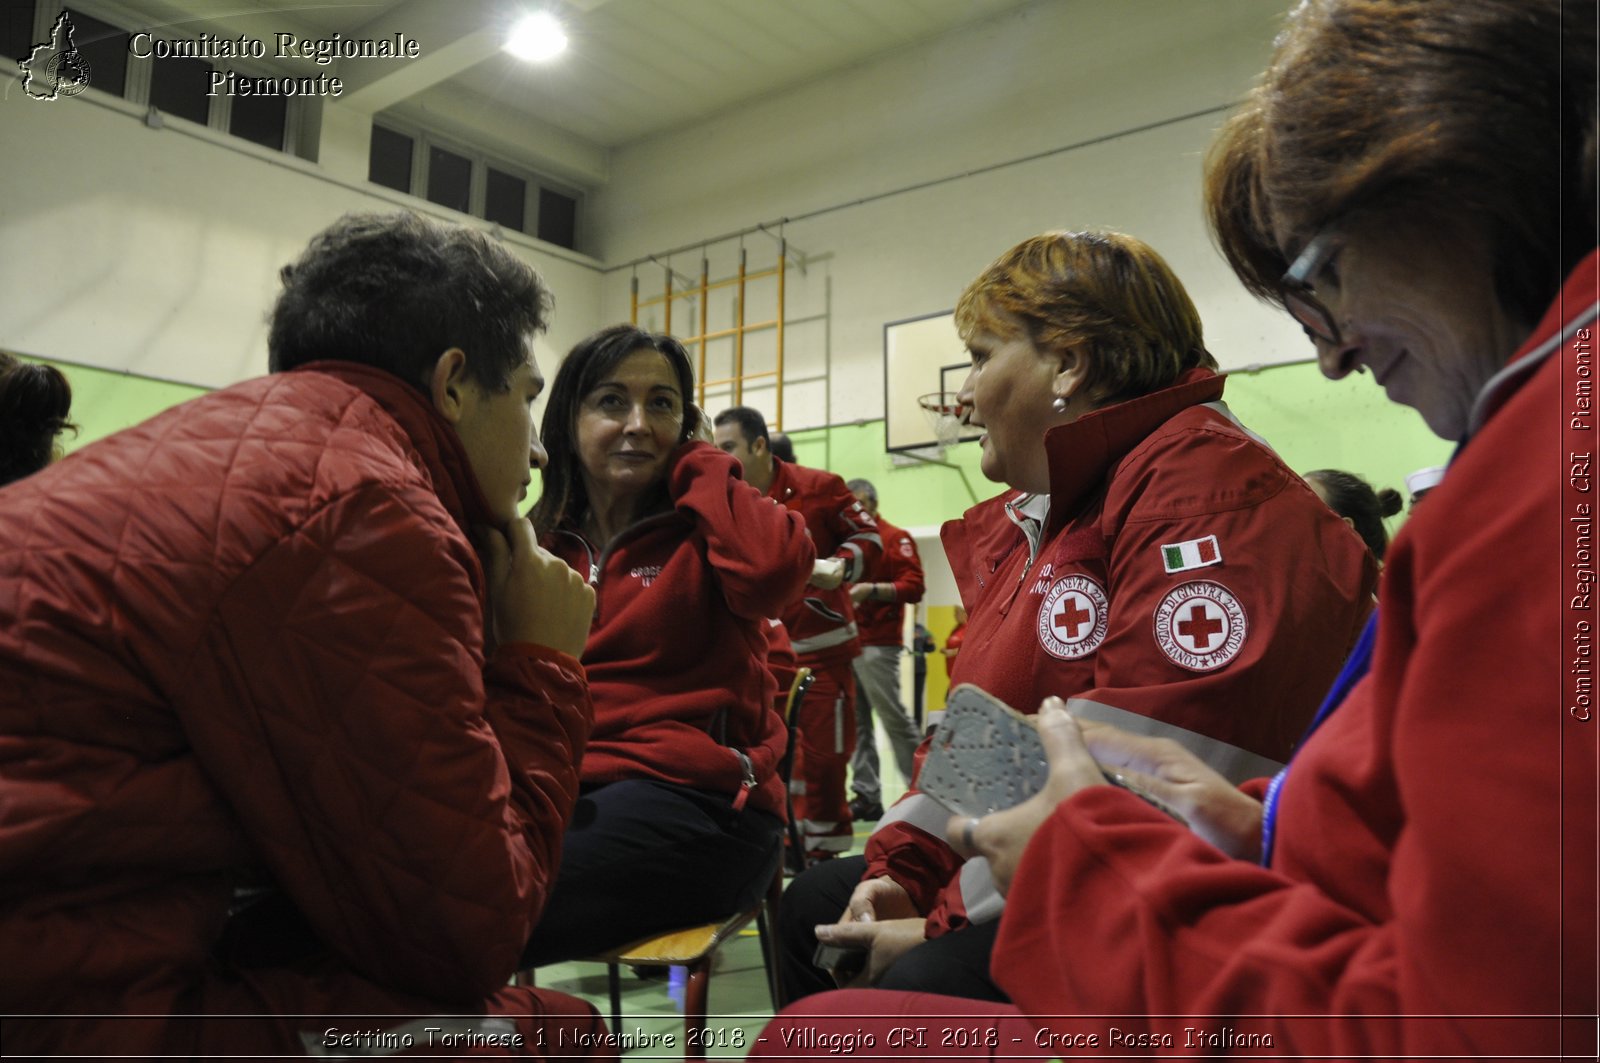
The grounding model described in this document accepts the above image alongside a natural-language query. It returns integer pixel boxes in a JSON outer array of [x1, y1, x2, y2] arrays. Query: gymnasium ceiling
[[111, 0, 1037, 178]]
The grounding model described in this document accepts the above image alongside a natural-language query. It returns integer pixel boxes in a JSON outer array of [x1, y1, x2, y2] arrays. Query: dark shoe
[[848, 794, 884, 821]]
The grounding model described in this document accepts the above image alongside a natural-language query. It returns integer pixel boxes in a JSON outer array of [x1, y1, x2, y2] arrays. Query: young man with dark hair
[[0, 212, 607, 1058], [713, 405, 882, 859]]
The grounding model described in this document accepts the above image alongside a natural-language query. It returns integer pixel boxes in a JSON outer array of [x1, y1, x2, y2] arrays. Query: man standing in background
[[714, 407, 881, 860], [843, 478, 925, 822]]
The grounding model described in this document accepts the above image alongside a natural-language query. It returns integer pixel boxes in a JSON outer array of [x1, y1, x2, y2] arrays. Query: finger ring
[[962, 817, 980, 850]]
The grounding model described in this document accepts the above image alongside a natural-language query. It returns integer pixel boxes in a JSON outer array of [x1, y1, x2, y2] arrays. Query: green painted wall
[[43, 357, 209, 451], [38, 356, 1451, 538]]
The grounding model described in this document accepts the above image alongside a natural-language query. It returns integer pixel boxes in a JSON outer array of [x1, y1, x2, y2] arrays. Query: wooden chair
[[520, 668, 815, 1060]]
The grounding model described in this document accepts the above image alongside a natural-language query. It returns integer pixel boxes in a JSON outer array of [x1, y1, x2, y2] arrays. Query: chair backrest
[[777, 667, 814, 784], [778, 667, 813, 869], [783, 667, 815, 728]]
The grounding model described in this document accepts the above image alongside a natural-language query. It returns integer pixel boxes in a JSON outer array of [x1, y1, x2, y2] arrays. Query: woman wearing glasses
[[755, 0, 1595, 1056], [0, 352, 75, 485]]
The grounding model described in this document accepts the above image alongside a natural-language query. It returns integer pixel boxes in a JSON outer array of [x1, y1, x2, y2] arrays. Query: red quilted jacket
[[0, 363, 597, 1057]]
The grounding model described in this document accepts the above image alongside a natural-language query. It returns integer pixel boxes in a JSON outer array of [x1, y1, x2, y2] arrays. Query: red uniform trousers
[[790, 656, 857, 856]]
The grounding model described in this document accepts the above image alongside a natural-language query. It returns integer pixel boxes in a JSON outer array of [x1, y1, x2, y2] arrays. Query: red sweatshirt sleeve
[[885, 527, 926, 604], [821, 475, 883, 583], [669, 442, 814, 619], [176, 482, 592, 1001]]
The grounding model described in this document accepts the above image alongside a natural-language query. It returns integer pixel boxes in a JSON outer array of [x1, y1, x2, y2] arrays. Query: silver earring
[[1051, 396, 1069, 413]]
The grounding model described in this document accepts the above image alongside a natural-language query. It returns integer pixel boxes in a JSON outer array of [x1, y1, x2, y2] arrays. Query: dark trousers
[[522, 778, 783, 966], [776, 854, 1009, 1003]]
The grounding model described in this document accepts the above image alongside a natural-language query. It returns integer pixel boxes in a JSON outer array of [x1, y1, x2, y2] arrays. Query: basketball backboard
[[884, 310, 983, 453]]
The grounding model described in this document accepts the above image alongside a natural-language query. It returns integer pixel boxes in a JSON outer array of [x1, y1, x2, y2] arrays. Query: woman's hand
[[813, 917, 926, 987], [1074, 718, 1264, 860], [945, 698, 1105, 894], [812, 876, 923, 987], [841, 874, 919, 922]]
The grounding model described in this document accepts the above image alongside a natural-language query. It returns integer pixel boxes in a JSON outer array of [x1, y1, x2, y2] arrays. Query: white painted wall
[[3, 0, 1309, 421], [588, 0, 1312, 434], [0, 86, 603, 389]]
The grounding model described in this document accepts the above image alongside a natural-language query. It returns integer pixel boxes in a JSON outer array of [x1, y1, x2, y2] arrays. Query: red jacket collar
[[766, 455, 798, 501], [290, 362, 495, 534], [1043, 367, 1225, 528], [1467, 247, 1599, 435]]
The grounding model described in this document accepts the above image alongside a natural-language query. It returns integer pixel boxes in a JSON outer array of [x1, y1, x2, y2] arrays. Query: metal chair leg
[[757, 869, 785, 1009], [683, 956, 712, 1062], [607, 961, 622, 1035]]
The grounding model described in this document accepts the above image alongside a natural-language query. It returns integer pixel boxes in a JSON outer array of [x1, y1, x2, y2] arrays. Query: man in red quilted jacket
[[0, 213, 613, 1059]]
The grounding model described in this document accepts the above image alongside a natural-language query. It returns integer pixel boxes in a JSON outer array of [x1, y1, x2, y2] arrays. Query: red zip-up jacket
[[543, 442, 814, 819], [865, 368, 1376, 936], [853, 515, 926, 647], [765, 459, 882, 666]]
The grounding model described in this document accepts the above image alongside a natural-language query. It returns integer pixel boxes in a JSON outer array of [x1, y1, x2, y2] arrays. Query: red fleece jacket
[[545, 442, 815, 818]]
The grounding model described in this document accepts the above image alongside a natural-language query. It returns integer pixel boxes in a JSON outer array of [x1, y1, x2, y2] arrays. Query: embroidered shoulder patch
[[1036, 574, 1109, 660], [1153, 580, 1248, 672], [1160, 534, 1222, 574]]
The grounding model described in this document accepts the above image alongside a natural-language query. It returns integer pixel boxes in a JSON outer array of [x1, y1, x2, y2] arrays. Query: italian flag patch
[[1161, 534, 1222, 573]]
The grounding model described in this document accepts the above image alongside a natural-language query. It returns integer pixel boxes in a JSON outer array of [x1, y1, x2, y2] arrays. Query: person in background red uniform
[[935, 607, 967, 714], [754, 0, 1597, 1056], [714, 406, 882, 860], [524, 326, 813, 963], [1304, 468, 1401, 563], [776, 229, 1375, 1004], [0, 212, 608, 1059], [843, 477, 925, 823]]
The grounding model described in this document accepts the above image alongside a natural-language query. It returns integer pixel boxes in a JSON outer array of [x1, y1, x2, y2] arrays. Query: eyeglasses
[[1280, 230, 1343, 347]]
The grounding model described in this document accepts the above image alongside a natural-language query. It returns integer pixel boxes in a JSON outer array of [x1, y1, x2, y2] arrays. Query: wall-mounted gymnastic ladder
[[630, 241, 788, 429]]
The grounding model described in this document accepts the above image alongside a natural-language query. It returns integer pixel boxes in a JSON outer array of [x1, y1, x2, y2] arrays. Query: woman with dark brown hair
[[0, 353, 75, 486], [753, 0, 1596, 1057], [1305, 468, 1401, 561], [520, 324, 815, 964]]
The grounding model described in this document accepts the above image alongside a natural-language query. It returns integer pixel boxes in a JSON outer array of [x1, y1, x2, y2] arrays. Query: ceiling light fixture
[[505, 11, 568, 62]]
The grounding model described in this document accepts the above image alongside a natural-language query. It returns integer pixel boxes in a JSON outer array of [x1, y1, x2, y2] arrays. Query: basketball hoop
[[917, 392, 968, 448]]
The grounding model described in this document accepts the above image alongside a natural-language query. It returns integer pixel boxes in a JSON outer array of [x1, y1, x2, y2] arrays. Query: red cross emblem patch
[[1036, 574, 1110, 660], [1153, 580, 1248, 672]]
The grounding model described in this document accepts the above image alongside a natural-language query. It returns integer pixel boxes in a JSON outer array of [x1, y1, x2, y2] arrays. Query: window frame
[[40, 0, 307, 155], [368, 115, 584, 251]]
